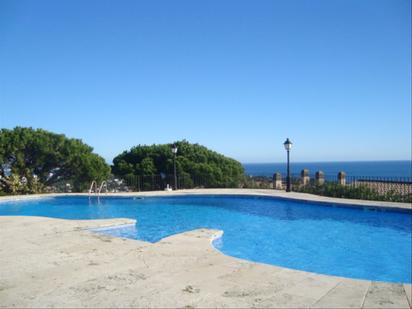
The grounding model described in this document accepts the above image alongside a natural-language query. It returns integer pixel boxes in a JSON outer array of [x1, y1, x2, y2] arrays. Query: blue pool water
[[0, 195, 411, 283]]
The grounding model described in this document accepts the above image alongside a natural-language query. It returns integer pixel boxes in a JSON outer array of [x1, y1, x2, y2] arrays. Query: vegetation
[[0, 127, 110, 194], [1, 127, 408, 204], [243, 176, 273, 189], [112, 140, 245, 188], [294, 182, 412, 203]]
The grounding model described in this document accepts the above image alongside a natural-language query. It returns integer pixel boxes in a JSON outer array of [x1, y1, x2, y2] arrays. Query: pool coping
[[2, 189, 410, 284], [0, 188, 410, 212]]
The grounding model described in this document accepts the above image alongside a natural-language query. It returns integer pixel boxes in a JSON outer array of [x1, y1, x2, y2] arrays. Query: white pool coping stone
[[1, 188, 411, 211], [0, 189, 411, 308]]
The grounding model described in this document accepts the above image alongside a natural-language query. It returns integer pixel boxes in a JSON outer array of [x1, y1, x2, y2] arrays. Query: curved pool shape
[[0, 195, 411, 283]]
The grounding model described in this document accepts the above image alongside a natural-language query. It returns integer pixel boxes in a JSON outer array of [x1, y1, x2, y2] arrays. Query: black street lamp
[[283, 138, 293, 192], [172, 144, 178, 190]]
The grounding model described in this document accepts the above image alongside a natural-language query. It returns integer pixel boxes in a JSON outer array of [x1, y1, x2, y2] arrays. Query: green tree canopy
[[112, 140, 245, 188], [0, 127, 110, 193]]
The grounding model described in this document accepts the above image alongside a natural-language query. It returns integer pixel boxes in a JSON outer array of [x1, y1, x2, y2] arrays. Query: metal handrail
[[98, 181, 107, 195], [88, 180, 97, 194]]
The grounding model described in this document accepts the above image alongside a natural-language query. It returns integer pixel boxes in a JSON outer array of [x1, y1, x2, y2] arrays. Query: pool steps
[[88, 180, 107, 195]]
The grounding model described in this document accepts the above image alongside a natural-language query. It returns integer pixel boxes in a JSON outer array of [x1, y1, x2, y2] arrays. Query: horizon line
[[241, 159, 412, 164]]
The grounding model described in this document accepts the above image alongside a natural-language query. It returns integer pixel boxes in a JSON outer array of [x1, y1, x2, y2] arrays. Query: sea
[[243, 160, 412, 179]]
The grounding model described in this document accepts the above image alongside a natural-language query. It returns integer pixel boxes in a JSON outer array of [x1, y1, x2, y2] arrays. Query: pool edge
[[1, 189, 410, 212]]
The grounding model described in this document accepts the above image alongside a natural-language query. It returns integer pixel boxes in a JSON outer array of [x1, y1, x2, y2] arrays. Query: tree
[[112, 140, 245, 188], [0, 127, 110, 194]]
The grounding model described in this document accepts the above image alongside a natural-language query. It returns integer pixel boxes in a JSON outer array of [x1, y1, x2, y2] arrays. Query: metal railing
[[288, 174, 412, 203], [118, 174, 243, 192], [102, 173, 412, 203]]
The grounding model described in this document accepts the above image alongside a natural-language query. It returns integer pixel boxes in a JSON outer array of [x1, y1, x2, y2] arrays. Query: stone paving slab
[[362, 282, 410, 308], [404, 284, 412, 308], [312, 279, 370, 308]]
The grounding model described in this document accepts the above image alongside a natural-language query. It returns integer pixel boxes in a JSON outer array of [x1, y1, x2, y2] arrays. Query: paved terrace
[[0, 189, 411, 308]]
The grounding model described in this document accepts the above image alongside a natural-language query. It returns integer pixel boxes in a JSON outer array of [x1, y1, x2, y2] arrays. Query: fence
[[110, 174, 243, 192], [106, 172, 411, 203], [283, 172, 412, 203]]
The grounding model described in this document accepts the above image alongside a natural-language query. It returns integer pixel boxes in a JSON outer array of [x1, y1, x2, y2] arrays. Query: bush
[[0, 127, 110, 194], [112, 140, 245, 188], [295, 182, 411, 203]]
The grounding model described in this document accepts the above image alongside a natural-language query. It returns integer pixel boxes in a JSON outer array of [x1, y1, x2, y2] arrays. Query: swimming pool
[[0, 195, 411, 283]]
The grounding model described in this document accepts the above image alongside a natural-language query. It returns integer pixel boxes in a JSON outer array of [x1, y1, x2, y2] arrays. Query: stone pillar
[[301, 169, 310, 186], [315, 171, 325, 186], [338, 171, 346, 186], [273, 172, 283, 190]]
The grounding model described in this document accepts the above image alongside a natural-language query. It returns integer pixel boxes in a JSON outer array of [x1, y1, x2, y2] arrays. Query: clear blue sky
[[0, 0, 410, 163]]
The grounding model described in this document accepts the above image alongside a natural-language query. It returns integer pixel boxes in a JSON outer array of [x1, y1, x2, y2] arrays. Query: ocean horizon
[[243, 160, 412, 179]]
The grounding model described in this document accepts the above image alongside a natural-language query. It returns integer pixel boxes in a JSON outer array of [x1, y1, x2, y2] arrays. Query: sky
[[0, 0, 411, 164]]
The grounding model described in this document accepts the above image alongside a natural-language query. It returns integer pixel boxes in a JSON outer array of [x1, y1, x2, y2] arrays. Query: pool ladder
[[88, 180, 108, 195]]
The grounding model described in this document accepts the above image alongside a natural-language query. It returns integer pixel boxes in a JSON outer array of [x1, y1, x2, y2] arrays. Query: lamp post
[[283, 138, 293, 192], [172, 144, 178, 190]]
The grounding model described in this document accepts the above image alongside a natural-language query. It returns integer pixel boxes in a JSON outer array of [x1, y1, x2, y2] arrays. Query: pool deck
[[0, 189, 411, 308]]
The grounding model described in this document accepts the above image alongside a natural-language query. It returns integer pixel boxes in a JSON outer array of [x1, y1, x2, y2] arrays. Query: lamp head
[[172, 144, 178, 154], [283, 138, 293, 151]]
